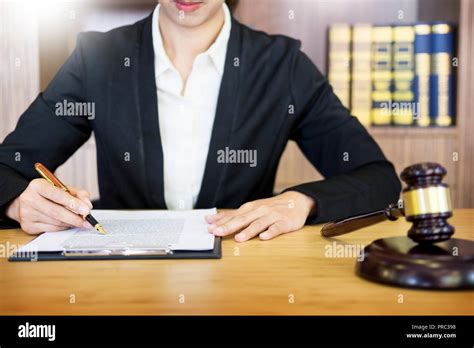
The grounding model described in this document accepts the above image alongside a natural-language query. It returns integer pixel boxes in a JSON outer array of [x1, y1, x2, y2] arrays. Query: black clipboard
[[8, 237, 221, 262]]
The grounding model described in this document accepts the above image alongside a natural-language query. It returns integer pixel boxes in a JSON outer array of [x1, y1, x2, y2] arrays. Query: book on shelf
[[328, 24, 351, 109], [414, 23, 432, 126], [430, 22, 455, 126], [392, 25, 415, 126], [371, 25, 393, 126], [351, 24, 372, 127]]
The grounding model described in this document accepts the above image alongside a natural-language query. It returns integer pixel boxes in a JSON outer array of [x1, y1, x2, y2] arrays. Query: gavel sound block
[[321, 163, 474, 290]]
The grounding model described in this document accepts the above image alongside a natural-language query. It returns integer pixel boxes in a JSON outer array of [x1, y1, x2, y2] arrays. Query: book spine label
[[328, 25, 352, 109], [392, 26, 415, 125], [430, 23, 455, 126], [371, 26, 393, 125]]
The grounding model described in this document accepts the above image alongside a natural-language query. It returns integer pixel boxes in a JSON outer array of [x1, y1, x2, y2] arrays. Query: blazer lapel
[[195, 19, 242, 208], [136, 13, 167, 209]]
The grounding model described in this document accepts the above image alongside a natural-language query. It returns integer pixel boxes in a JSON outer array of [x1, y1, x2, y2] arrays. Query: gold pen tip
[[95, 224, 107, 234]]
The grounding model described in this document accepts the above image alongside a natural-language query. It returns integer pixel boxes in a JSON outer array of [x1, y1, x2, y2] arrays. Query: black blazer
[[0, 12, 401, 224]]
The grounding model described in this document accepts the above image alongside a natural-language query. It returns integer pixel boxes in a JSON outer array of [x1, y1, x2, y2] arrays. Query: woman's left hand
[[205, 191, 316, 242]]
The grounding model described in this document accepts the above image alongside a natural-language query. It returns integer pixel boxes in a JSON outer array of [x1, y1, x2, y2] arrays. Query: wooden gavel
[[320, 162, 473, 289], [321, 162, 455, 244]]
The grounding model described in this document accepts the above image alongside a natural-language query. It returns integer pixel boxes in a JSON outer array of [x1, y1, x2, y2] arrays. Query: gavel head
[[400, 162, 454, 244]]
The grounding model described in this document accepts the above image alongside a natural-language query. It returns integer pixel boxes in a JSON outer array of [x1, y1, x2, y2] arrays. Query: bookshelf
[[1, 0, 472, 208]]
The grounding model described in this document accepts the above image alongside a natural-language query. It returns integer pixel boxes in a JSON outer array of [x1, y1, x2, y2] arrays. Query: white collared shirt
[[151, 4, 231, 210]]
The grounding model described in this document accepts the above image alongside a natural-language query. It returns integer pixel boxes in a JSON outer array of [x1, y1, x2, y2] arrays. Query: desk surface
[[1, 209, 473, 315]]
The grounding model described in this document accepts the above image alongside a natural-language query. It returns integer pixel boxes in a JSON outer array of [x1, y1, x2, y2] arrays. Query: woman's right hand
[[5, 178, 93, 235]]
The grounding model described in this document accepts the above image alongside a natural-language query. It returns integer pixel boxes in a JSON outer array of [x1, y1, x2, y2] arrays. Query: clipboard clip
[[62, 247, 173, 257]]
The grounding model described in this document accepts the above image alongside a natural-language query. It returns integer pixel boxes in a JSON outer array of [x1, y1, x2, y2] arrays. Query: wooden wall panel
[[456, 0, 474, 207], [0, 3, 40, 140], [372, 131, 459, 202]]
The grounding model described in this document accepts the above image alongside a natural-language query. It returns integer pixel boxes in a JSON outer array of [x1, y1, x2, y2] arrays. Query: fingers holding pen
[[69, 185, 93, 210], [31, 179, 91, 216], [30, 195, 86, 228]]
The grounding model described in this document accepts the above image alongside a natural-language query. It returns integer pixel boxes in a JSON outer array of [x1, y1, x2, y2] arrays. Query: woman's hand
[[205, 191, 316, 242], [5, 178, 92, 235]]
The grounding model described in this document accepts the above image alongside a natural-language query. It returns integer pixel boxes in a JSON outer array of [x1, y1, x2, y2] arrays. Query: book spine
[[414, 24, 432, 126], [392, 25, 415, 125], [430, 22, 455, 126], [351, 24, 372, 127], [371, 26, 393, 125], [328, 24, 352, 109]]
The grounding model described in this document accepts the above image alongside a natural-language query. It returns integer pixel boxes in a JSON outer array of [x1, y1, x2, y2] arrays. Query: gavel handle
[[320, 203, 403, 238]]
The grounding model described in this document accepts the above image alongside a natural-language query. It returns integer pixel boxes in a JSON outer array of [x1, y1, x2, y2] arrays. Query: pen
[[34, 162, 107, 234]]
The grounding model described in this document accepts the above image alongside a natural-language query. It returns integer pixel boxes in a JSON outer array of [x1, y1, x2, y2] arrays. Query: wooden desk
[[0, 209, 472, 315]]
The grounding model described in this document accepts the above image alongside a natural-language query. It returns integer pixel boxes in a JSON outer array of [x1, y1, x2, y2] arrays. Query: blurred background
[[1, 0, 473, 207]]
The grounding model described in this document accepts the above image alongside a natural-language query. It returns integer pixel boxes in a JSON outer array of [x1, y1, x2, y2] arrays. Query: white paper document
[[19, 209, 216, 252]]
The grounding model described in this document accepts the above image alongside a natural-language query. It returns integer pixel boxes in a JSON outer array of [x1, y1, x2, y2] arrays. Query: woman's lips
[[174, 0, 203, 12]]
